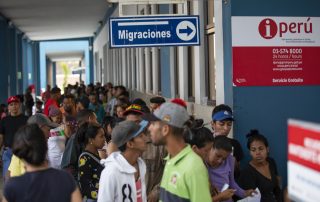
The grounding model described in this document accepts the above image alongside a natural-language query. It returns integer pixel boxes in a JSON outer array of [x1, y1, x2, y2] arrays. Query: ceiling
[[0, 0, 111, 41], [46, 51, 84, 62]]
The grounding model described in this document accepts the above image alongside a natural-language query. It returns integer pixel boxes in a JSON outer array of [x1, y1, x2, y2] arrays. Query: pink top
[[136, 177, 142, 202]]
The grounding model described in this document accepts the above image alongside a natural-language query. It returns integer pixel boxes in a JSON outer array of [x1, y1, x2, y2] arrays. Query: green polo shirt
[[159, 145, 212, 202]]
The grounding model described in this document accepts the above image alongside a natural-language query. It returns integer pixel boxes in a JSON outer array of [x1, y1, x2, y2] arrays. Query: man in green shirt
[[144, 102, 212, 202]]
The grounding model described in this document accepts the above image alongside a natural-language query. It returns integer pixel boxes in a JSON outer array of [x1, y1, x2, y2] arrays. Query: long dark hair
[[213, 135, 232, 152], [186, 127, 214, 149], [77, 122, 104, 147], [13, 124, 47, 166], [246, 129, 269, 149]]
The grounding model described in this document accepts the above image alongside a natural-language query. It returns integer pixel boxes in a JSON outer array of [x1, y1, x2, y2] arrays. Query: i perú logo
[[258, 17, 312, 39], [259, 18, 278, 39]]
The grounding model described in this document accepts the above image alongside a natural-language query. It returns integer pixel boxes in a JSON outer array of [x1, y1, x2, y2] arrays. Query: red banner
[[232, 17, 320, 86], [233, 47, 320, 86], [288, 122, 320, 172]]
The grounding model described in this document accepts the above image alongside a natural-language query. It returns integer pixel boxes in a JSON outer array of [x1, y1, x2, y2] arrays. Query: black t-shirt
[[4, 168, 77, 202], [238, 158, 283, 202], [78, 151, 104, 199], [0, 114, 28, 147], [228, 137, 244, 181], [61, 132, 83, 180]]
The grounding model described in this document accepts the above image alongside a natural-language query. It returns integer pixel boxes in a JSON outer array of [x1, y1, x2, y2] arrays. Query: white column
[[101, 58, 104, 84], [178, 3, 188, 100], [127, 49, 131, 89], [145, 48, 151, 94], [131, 49, 136, 90], [169, 47, 176, 98], [139, 48, 145, 92], [193, 0, 206, 104], [119, 50, 122, 85], [151, 4, 159, 95], [178, 47, 188, 100], [121, 48, 127, 86], [114, 50, 118, 85], [117, 50, 121, 85], [116, 50, 119, 85], [214, 0, 225, 104], [144, 6, 151, 94], [112, 49, 116, 84], [135, 48, 140, 90], [108, 48, 112, 83], [169, 5, 176, 98], [103, 46, 108, 84], [152, 48, 159, 95]]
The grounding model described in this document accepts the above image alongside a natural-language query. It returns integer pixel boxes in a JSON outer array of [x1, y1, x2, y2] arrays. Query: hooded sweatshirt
[[98, 151, 147, 202]]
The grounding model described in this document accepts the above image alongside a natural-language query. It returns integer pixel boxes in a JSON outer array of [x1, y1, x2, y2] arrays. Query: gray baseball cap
[[27, 113, 60, 128], [143, 102, 189, 128], [111, 120, 149, 147]]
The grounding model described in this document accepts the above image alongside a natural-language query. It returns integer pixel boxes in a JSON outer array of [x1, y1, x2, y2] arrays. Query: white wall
[[93, 2, 218, 125], [93, 25, 107, 84]]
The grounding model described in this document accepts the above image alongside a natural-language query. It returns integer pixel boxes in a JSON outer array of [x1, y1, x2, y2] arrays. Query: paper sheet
[[237, 188, 261, 202]]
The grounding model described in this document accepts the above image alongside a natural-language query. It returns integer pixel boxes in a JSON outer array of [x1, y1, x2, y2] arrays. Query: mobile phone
[[221, 184, 229, 192]]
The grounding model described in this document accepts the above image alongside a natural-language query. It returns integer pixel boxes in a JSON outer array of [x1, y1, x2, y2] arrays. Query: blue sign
[[109, 15, 200, 48]]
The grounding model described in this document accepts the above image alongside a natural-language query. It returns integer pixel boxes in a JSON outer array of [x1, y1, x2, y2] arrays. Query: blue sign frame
[[109, 15, 200, 48]]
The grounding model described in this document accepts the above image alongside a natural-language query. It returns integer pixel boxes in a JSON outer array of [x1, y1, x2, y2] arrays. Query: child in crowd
[[115, 103, 128, 120], [48, 106, 66, 168], [187, 125, 236, 202], [206, 136, 256, 202], [48, 105, 62, 124]]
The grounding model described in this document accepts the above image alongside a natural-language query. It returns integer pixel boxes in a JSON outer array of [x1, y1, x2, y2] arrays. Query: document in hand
[[237, 188, 261, 202]]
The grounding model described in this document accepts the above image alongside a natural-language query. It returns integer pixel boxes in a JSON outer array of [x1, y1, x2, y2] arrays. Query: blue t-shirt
[[4, 168, 77, 202]]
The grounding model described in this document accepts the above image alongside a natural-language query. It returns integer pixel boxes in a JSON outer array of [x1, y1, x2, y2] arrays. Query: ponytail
[[77, 122, 90, 146], [246, 129, 269, 149]]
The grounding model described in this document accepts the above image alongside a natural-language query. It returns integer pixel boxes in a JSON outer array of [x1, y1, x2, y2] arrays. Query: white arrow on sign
[[176, 21, 196, 41]]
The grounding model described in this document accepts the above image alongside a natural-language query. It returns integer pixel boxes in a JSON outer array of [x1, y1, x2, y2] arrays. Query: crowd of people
[[0, 82, 284, 202]]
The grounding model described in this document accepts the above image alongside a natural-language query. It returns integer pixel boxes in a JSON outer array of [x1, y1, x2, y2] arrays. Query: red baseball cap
[[171, 98, 187, 109], [7, 96, 20, 104]]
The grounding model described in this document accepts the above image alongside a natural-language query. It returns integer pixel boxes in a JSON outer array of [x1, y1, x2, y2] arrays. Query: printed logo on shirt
[[169, 172, 180, 188], [122, 184, 133, 202], [136, 178, 143, 202]]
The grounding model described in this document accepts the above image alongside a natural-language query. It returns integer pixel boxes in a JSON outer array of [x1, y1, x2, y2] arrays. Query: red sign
[[287, 120, 320, 202], [288, 121, 320, 172], [232, 17, 320, 86]]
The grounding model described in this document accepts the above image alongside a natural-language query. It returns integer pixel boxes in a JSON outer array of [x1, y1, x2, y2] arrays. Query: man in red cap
[[0, 96, 28, 181]]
